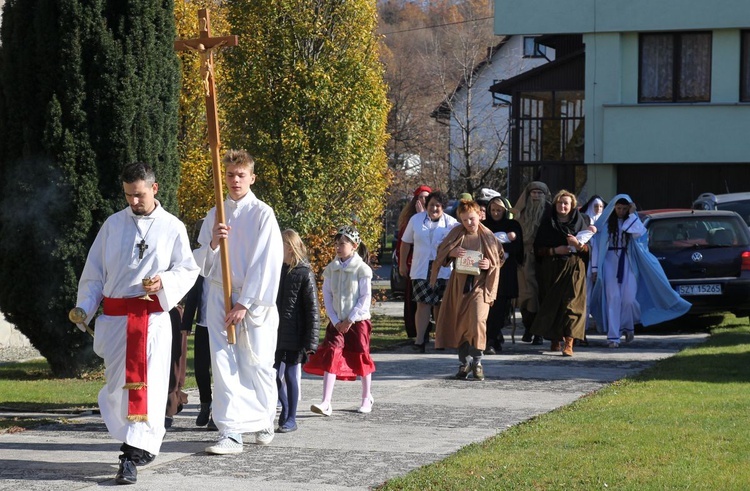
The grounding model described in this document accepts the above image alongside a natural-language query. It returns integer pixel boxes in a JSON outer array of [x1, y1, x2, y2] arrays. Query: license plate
[[677, 284, 722, 296]]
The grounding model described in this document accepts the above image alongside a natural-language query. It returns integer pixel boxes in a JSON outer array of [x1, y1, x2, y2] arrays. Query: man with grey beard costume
[[512, 181, 552, 344]]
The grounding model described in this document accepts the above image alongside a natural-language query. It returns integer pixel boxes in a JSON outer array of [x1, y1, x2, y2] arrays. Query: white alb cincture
[[238, 319, 261, 366]]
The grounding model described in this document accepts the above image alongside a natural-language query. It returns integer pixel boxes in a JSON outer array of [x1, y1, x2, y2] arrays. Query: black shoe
[[207, 417, 218, 431], [136, 450, 155, 466], [133, 450, 155, 466], [115, 458, 137, 485], [521, 332, 533, 343], [119, 443, 155, 467], [455, 364, 470, 380], [275, 422, 298, 433], [483, 346, 496, 355], [411, 343, 426, 353], [532, 335, 544, 345], [196, 402, 211, 427], [164, 416, 173, 429]]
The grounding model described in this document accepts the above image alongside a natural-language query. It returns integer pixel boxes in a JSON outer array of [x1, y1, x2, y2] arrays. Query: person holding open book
[[430, 200, 505, 381]]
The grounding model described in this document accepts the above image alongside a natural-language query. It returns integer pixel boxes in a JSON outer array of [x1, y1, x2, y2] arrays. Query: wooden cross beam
[[175, 8, 239, 344]]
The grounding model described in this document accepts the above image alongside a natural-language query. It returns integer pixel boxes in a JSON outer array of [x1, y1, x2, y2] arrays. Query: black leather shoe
[[483, 346, 496, 355], [135, 451, 155, 466], [532, 335, 544, 345], [115, 458, 137, 485], [196, 402, 211, 427], [521, 332, 533, 343], [411, 343, 426, 353], [118, 443, 154, 467]]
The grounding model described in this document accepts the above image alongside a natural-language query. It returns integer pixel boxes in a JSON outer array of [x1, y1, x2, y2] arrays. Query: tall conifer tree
[[0, 0, 180, 376]]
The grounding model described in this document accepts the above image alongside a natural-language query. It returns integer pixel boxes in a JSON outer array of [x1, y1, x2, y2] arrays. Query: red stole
[[103, 296, 164, 422]]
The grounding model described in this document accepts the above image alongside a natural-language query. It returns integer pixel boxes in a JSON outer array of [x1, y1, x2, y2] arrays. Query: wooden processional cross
[[175, 9, 239, 344]]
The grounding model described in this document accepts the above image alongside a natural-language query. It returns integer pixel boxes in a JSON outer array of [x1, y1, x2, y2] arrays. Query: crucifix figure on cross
[[175, 9, 239, 344], [137, 239, 148, 260]]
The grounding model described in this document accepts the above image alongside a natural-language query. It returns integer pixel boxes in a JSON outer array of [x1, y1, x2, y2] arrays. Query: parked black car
[[641, 209, 750, 319]]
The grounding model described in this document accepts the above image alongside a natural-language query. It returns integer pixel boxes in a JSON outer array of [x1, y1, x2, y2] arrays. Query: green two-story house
[[492, 0, 750, 207]]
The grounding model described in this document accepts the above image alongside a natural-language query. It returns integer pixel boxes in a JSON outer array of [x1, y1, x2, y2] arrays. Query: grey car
[[693, 192, 750, 228]]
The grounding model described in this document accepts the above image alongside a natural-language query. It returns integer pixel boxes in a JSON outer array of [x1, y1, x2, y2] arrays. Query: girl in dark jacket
[[275, 229, 320, 433]]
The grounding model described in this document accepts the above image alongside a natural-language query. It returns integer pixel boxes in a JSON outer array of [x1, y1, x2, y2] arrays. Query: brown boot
[[562, 337, 574, 357], [550, 340, 561, 352]]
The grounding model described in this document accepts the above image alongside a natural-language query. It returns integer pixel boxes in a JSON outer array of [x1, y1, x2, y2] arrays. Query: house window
[[742, 31, 750, 102], [523, 37, 546, 58], [517, 91, 584, 163], [639, 32, 712, 103]]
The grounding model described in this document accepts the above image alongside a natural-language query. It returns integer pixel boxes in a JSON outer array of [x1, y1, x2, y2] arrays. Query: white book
[[455, 249, 483, 275]]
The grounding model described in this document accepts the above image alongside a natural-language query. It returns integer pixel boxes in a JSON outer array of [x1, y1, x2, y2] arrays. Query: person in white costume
[[591, 196, 646, 347], [75, 162, 199, 485], [579, 195, 606, 336], [195, 150, 284, 455]]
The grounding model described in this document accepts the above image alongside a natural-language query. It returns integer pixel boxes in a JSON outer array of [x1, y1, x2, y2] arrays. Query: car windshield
[[718, 201, 750, 228], [648, 216, 749, 251]]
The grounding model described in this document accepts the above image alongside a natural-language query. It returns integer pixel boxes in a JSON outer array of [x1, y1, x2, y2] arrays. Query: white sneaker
[[205, 436, 243, 455], [624, 331, 635, 343], [255, 427, 274, 445], [310, 402, 332, 416], [357, 396, 374, 414]]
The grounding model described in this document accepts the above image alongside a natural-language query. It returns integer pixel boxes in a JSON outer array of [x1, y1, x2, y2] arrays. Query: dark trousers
[[274, 359, 300, 427], [486, 296, 510, 346], [166, 307, 188, 417], [403, 275, 417, 338], [193, 324, 212, 404]]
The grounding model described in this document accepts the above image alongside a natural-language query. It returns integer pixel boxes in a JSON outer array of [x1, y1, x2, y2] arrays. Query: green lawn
[[379, 315, 750, 490]]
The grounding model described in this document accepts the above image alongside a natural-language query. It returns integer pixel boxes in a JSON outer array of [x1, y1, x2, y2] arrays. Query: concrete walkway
[[0, 303, 707, 490]]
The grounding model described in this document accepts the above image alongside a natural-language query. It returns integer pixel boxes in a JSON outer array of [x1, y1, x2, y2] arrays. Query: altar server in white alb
[[74, 161, 199, 485], [195, 149, 284, 455]]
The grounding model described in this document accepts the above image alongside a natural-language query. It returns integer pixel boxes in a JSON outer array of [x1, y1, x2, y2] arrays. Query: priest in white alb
[[74, 161, 199, 485]]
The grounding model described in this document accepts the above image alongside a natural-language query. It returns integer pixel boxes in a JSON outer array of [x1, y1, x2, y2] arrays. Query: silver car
[[693, 192, 750, 228]]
